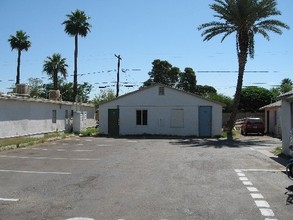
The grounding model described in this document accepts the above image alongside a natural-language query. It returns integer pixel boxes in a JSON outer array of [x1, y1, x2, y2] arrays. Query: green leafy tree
[[143, 59, 179, 87], [206, 93, 233, 113], [177, 67, 197, 93], [91, 89, 116, 107], [239, 86, 273, 112], [43, 53, 68, 90], [194, 85, 217, 96], [28, 77, 44, 98], [8, 30, 31, 84], [269, 87, 280, 102], [280, 78, 293, 94], [62, 9, 91, 102], [198, 0, 289, 139], [41, 82, 92, 103]]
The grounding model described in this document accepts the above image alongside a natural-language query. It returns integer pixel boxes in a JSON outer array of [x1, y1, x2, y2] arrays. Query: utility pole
[[115, 54, 122, 97]]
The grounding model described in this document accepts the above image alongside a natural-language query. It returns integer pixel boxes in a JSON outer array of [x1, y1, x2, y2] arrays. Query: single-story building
[[99, 84, 224, 137], [259, 100, 282, 137], [0, 93, 96, 138], [278, 91, 293, 155]]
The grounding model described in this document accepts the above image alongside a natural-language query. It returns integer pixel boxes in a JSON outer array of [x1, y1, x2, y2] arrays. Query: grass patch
[[79, 127, 98, 137], [271, 146, 283, 156], [0, 132, 74, 151], [220, 130, 238, 139]]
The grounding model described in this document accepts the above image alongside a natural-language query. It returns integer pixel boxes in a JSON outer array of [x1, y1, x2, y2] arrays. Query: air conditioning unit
[[16, 84, 29, 95], [49, 90, 61, 101]]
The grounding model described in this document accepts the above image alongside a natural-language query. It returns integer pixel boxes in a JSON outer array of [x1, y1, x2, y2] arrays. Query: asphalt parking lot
[[0, 135, 292, 220]]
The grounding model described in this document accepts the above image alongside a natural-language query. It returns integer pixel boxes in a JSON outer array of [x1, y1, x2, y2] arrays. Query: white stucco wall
[[0, 96, 96, 138], [280, 100, 293, 155], [264, 107, 281, 136], [99, 85, 223, 137]]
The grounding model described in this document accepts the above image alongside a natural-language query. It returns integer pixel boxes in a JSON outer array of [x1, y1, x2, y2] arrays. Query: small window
[[52, 110, 57, 123], [136, 110, 148, 125], [159, 87, 165, 95]]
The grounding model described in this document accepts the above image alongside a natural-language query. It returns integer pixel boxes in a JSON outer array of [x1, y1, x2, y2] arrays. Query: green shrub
[[79, 127, 98, 137]]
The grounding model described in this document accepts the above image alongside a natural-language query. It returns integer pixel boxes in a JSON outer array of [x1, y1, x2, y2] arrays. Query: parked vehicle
[[240, 117, 264, 136]]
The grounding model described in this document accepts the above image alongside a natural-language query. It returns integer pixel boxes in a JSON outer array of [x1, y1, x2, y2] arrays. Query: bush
[[79, 127, 98, 137]]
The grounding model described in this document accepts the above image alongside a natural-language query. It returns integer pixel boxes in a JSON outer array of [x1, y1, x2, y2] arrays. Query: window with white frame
[[136, 110, 148, 125]]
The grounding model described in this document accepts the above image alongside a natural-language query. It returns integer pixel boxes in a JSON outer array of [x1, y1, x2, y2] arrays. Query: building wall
[[280, 100, 293, 155], [264, 107, 281, 137], [99, 86, 223, 137], [0, 97, 96, 138]]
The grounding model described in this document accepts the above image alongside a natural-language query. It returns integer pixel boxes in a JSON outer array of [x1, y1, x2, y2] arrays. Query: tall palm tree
[[62, 9, 91, 102], [198, 0, 289, 139], [8, 30, 31, 85], [43, 53, 68, 90]]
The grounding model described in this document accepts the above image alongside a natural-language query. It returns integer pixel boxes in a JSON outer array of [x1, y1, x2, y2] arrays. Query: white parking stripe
[[251, 193, 264, 199], [0, 169, 71, 175], [236, 169, 277, 219], [0, 198, 19, 202], [255, 200, 270, 208], [259, 208, 275, 217], [0, 155, 99, 161], [247, 187, 259, 192]]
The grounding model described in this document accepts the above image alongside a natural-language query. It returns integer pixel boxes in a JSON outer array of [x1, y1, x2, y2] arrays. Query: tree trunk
[[53, 71, 58, 90], [226, 36, 248, 140], [73, 34, 78, 102], [16, 50, 21, 85]]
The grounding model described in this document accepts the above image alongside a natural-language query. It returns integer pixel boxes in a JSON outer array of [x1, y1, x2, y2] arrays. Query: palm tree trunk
[[226, 40, 248, 140], [16, 50, 21, 84], [53, 71, 58, 90], [73, 34, 78, 102]]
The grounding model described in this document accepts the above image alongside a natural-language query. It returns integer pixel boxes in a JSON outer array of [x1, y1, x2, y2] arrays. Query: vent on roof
[[159, 86, 165, 95], [49, 90, 61, 101], [16, 84, 29, 95]]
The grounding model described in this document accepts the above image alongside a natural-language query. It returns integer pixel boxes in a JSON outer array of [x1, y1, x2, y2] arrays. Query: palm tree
[[62, 9, 91, 102], [43, 53, 68, 90], [198, 0, 289, 139], [8, 30, 31, 85]]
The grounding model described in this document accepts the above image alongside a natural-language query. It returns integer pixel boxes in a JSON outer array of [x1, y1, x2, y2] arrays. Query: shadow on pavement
[[169, 138, 275, 149], [285, 185, 293, 205]]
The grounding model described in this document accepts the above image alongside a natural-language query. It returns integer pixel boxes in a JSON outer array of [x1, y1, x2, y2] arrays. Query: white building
[[99, 84, 224, 137], [0, 94, 96, 138], [259, 100, 282, 137], [279, 91, 293, 155]]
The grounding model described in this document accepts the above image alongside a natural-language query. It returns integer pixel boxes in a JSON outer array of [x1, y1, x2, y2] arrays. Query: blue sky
[[0, 0, 292, 99]]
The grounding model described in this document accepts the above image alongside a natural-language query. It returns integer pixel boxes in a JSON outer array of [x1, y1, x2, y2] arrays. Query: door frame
[[108, 108, 119, 137], [198, 106, 212, 137]]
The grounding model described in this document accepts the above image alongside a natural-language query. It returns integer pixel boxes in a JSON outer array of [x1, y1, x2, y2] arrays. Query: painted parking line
[[0, 198, 19, 202], [235, 169, 277, 219], [0, 169, 71, 175], [0, 155, 99, 161]]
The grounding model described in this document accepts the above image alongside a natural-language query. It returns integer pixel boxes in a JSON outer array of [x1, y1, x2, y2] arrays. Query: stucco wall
[[99, 85, 223, 137], [0, 97, 96, 138], [280, 100, 293, 155]]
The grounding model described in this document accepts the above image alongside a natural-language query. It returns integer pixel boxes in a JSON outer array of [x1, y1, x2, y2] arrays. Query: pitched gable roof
[[278, 90, 293, 100], [99, 83, 225, 106], [259, 100, 281, 110]]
